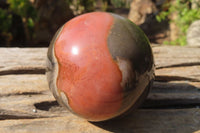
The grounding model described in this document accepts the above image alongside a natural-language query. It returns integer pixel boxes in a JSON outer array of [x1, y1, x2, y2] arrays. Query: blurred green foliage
[[0, 8, 12, 45], [1, 0, 130, 46], [156, 0, 200, 46], [67, 0, 130, 15], [67, 0, 95, 14], [8, 0, 37, 29], [0, 0, 37, 46], [111, 0, 128, 8], [0, 8, 12, 32]]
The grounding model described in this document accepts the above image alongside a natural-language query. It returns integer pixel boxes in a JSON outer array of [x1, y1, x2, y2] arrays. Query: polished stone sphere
[[46, 12, 154, 122]]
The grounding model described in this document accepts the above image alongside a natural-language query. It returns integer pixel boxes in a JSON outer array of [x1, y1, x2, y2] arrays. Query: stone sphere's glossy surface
[[46, 12, 154, 122]]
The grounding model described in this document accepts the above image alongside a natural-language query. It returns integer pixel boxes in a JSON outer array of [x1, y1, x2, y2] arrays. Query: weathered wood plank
[[1, 109, 200, 133], [153, 45, 200, 68], [0, 48, 47, 75], [0, 75, 48, 96], [145, 81, 200, 108], [0, 74, 59, 119], [156, 66, 200, 82]]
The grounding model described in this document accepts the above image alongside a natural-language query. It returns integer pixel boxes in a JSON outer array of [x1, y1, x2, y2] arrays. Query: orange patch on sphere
[[54, 12, 123, 121]]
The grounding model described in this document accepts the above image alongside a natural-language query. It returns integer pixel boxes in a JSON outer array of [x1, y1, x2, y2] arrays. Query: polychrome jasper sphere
[[46, 12, 154, 122]]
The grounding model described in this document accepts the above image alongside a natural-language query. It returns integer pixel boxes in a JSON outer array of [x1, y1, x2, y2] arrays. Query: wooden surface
[[0, 45, 200, 133]]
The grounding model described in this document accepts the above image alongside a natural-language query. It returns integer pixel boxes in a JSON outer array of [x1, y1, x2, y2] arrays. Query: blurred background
[[0, 0, 200, 47]]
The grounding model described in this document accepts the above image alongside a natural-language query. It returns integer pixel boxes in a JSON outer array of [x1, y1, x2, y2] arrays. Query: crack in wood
[[156, 62, 200, 69], [0, 109, 48, 120], [0, 68, 46, 75], [155, 75, 200, 82], [0, 115, 46, 120], [142, 99, 200, 109], [0, 92, 43, 97]]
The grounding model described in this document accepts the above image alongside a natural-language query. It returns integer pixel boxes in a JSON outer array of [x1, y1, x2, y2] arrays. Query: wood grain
[[0, 45, 200, 133], [153, 45, 200, 68], [1, 109, 200, 133], [0, 48, 47, 75]]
